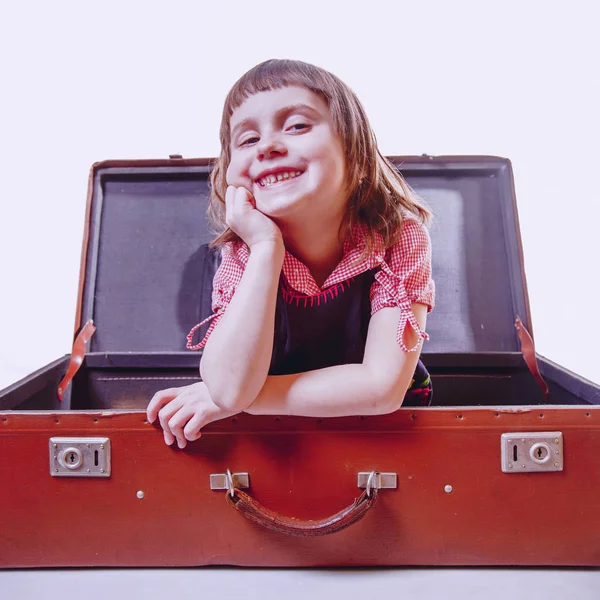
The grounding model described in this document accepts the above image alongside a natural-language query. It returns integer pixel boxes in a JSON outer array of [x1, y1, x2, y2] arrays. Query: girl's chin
[[254, 191, 308, 217]]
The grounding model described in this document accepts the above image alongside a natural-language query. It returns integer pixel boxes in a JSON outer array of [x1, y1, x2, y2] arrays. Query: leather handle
[[225, 487, 378, 537]]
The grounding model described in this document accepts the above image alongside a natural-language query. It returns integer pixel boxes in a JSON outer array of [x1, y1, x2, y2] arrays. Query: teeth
[[258, 170, 302, 187]]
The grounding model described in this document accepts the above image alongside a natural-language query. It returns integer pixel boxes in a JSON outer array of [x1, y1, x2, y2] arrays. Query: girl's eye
[[288, 123, 309, 132], [240, 136, 259, 146]]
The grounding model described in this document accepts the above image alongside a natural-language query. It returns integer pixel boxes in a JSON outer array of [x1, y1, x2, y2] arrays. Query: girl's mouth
[[256, 170, 303, 188]]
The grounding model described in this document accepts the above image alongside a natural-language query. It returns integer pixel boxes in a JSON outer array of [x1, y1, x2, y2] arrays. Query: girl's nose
[[256, 136, 287, 160]]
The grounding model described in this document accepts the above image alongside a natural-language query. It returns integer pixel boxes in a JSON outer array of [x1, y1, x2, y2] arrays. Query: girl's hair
[[208, 59, 431, 258]]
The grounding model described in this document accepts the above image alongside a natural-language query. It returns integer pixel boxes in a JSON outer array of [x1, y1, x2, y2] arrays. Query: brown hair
[[208, 59, 431, 257]]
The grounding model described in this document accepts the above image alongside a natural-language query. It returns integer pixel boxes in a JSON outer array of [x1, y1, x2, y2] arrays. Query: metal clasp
[[357, 472, 397, 496], [210, 471, 250, 494]]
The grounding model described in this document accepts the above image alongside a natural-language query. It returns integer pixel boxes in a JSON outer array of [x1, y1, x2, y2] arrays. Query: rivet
[[554, 462, 559, 467], [521, 465, 526, 468], [508, 464, 513, 469], [54, 468, 59, 472], [100, 445, 104, 450], [554, 439, 559, 444], [87, 444, 91, 448], [87, 469, 90, 473], [53, 444, 58, 449], [137, 491, 145, 499], [507, 440, 512, 443], [444, 485, 453, 493], [100, 468, 105, 473]]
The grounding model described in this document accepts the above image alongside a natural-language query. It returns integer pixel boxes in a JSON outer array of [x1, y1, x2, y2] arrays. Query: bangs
[[222, 60, 336, 134]]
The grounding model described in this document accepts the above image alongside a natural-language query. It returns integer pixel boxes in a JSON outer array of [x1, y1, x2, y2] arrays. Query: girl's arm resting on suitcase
[[244, 304, 427, 417], [146, 305, 427, 447], [200, 240, 284, 413]]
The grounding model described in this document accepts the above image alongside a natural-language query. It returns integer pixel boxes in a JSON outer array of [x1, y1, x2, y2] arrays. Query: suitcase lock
[[50, 437, 111, 477]]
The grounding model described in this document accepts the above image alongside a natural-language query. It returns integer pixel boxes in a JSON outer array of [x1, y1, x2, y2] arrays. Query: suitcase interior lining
[[68, 368, 546, 410], [67, 365, 600, 409], [2, 353, 596, 411], [82, 162, 528, 357], [1, 362, 592, 411]]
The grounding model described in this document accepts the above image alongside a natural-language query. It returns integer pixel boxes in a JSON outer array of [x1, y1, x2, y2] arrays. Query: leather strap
[[515, 315, 549, 399], [225, 487, 378, 537], [57, 320, 96, 401]]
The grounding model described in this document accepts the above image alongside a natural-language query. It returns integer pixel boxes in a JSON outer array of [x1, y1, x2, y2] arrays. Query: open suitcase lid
[[76, 155, 532, 367]]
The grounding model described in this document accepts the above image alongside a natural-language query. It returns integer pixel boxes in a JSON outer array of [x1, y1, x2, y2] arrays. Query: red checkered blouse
[[187, 215, 435, 353]]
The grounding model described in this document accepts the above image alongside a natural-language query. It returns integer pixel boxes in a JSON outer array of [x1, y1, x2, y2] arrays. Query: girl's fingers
[[225, 186, 236, 223], [226, 185, 254, 220], [157, 396, 185, 445], [235, 186, 254, 208], [168, 403, 199, 449], [183, 412, 205, 442], [147, 388, 179, 423]]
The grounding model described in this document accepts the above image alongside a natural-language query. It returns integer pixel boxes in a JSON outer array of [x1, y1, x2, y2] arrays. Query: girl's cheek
[[225, 162, 234, 186], [226, 156, 251, 187]]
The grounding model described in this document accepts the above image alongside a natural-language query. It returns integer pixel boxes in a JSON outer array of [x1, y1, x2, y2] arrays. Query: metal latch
[[210, 472, 250, 491], [501, 432, 563, 473], [50, 437, 111, 477], [357, 472, 397, 491]]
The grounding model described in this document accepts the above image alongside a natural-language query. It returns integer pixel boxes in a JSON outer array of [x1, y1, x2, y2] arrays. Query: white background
[[1, 1, 599, 592], [0, 0, 598, 390]]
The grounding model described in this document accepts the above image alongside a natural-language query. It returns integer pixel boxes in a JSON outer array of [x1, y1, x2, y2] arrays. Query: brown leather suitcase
[[1, 155, 599, 568]]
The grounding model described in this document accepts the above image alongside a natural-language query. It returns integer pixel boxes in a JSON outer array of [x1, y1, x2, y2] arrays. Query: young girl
[[147, 59, 435, 449]]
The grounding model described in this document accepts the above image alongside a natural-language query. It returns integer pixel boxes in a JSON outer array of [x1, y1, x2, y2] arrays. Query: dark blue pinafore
[[269, 270, 432, 407]]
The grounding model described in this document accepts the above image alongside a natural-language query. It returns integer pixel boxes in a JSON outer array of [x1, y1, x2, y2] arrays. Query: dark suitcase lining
[[83, 164, 527, 355], [2, 363, 593, 411], [68, 368, 554, 410]]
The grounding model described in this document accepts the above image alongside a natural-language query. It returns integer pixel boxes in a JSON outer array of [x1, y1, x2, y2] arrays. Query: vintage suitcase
[[1, 155, 599, 568]]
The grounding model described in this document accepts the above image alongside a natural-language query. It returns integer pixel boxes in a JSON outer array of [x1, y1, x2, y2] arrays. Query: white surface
[[0, 0, 598, 389], [2, 568, 600, 599]]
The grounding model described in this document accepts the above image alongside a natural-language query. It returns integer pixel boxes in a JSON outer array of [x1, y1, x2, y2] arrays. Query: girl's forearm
[[243, 363, 409, 418], [200, 242, 284, 411]]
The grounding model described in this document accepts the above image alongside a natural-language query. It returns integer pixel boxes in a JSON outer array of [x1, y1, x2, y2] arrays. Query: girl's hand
[[225, 185, 283, 249], [146, 382, 239, 449]]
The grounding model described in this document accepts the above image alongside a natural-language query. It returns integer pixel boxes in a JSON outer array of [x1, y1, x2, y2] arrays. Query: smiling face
[[226, 86, 348, 224]]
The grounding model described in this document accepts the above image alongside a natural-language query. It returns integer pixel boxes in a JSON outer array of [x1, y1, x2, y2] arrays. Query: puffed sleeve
[[186, 242, 249, 350], [370, 217, 435, 352]]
